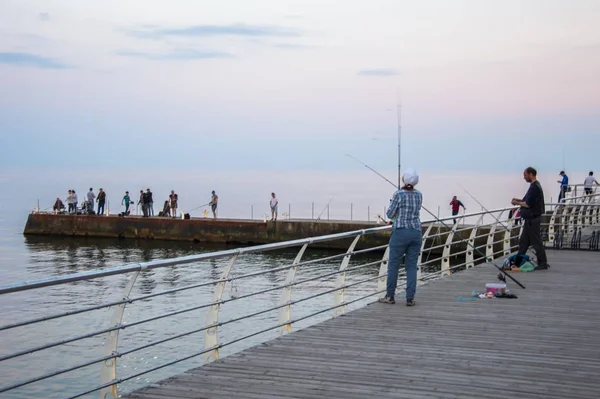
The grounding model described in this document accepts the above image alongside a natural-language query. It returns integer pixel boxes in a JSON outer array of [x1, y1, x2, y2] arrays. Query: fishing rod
[[188, 203, 210, 213], [458, 184, 514, 232], [346, 154, 526, 289], [316, 198, 334, 220]]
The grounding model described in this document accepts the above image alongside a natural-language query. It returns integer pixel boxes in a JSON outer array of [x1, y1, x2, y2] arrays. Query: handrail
[[2, 199, 599, 399], [2, 206, 525, 294]]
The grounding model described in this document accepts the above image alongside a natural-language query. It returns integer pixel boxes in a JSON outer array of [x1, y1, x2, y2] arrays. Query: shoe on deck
[[535, 264, 550, 270], [406, 299, 416, 307], [378, 296, 395, 304]]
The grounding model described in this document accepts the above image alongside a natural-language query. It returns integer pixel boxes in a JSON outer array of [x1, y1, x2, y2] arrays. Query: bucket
[[486, 283, 506, 294]]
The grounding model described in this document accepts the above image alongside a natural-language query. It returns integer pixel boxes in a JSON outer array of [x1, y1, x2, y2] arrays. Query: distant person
[[169, 190, 178, 218], [97, 188, 106, 215], [53, 197, 65, 213], [139, 190, 147, 217], [584, 171, 599, 195], [122, 191, 131, 215], [87, 188, 96, 212], [379, 168, 422, 307], [557, 171, 569, 202], [209, 191, 218, 219], [270, 193, 279, 221], [449, 196, 466, 224], [72, 190, 78, 213], [66, 190, 74, 213], [146, 188, 154, 216], [511, 166, 549, 270]]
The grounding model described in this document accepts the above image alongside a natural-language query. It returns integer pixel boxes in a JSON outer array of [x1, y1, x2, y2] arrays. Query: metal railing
[[3, 198, 600, 399]]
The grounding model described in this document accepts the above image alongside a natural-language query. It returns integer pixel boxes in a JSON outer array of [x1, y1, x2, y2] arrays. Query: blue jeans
[[97, 201, 105, 215], [387, 228, 422, 300]]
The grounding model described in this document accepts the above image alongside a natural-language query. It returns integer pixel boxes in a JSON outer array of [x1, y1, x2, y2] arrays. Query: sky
[[1, 0, 599, 174]]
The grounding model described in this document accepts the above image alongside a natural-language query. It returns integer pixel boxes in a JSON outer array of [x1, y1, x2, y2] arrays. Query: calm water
[[0, 169, 581, 398]]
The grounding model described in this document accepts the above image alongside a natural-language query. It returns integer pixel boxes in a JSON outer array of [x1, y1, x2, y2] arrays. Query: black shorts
[[211, 204, 217, 212], [585, 188, 592, 195]]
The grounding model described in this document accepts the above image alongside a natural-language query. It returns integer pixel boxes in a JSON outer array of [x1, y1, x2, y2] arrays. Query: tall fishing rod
[[188, 203, 210, 213], [316, 198, 334, 220], [346, 154, 525, 289]]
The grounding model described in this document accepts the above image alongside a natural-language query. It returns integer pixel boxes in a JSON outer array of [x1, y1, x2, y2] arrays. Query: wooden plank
[[123, 250, 600, 399]]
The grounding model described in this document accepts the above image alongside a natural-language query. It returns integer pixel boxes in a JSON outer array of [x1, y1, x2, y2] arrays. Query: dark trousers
[[142, 204, 148, 217], [517, 216, 547, 266], [452, 210, 459, 224], [98, 201, 105, 215], [558, 186, 566, 202]]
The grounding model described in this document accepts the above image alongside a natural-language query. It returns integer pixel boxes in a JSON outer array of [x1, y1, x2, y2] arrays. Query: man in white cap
[[379, 168, 422, 306]]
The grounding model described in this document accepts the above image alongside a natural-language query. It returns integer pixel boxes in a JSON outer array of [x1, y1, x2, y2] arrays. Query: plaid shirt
[[387, 189, 422, 231]]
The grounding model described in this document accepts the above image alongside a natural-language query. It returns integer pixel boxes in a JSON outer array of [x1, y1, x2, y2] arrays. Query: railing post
[[503, 211, 514, 257], [99, 268, 141, 399], [486, 211, 504, 262], [311, 202, 314, 219], [327, 204, 330, 220], [441, 216, 462, 276], [203, 253, 239, 362], [334, 234, 362, 317], [288, 203, 291, 219], [547, 202, 562, 245], [466, 215, 484, 268], [368, 206, 370, 222], [350, 203, 353, 221], [377, 246, 390, 295], [279, 243, 308, 335], [417, 224, 435, 283]]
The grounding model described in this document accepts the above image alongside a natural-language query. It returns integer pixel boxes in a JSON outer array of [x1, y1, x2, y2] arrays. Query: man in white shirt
[[584, 171, 599, 195], [270, 193, 279, 221]]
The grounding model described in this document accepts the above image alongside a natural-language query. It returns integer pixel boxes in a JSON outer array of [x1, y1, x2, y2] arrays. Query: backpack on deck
[[503, 254, 536, 272]]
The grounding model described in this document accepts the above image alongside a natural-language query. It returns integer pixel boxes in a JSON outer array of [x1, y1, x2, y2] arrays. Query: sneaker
[[406, 299, 416, 307], [378, 296, 395, 304], [535, 264, 550, 270]]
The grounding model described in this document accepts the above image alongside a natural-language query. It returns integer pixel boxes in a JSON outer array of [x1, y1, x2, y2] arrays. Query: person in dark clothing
[[53, 197, 65, 213], [557, 171, 569, 203], [146, 188, 154, 216], [449, 196, 466, 224], [97, 188, 106, 215], [139, 190, 148, 217], [511, 166, 549, 270]]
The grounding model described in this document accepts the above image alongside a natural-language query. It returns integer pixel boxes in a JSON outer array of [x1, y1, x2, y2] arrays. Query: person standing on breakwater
[[146, 188, 154, 216], [72, 190, 78, 213], [209, 191, 218, 219], [97, 188, 106, 216], [87, 188, 95, 212], [66, 190, 74, 213], [449, 196, 466, 224], [122, 191, 131, 215], [139, 190, 146, 217], [379, 168, 422, 307], [270, 193, 279, 221], [558, 171, 569, 202], [169, 190, 178, 218], [511, 166, 550, 270], [584, 171, 599, 195]]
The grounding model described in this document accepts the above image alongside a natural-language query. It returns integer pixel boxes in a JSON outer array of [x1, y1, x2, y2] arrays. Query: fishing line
[[316, 197, 334, 220], [346, 154, 526, 289]]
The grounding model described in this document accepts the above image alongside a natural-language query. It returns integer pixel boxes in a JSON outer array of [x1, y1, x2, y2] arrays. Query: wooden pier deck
[[126, 250, 600, 399]]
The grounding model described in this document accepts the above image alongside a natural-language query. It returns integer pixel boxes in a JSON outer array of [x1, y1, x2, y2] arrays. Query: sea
[[0, 168, 586, 398]]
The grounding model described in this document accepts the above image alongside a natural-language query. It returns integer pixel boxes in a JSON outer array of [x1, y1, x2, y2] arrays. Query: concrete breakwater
[[23, 213, 511, 254]]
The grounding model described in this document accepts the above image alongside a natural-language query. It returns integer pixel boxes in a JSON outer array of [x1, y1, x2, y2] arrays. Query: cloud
[[357, 68, 399, 77], [0, 52, 69, 69], [123, 23, 302, 40], [39, 12, 50, 22], [116, 48, 234, 61], [271, 43, 315, 50]]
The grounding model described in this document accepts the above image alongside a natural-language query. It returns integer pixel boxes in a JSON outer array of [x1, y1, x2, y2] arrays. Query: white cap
[[402, 168, 419, 186]]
